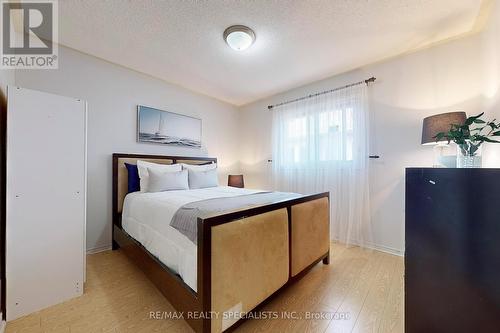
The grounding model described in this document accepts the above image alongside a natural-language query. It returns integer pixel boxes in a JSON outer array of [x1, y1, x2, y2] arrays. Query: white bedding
[[121, 186, 264, 292]]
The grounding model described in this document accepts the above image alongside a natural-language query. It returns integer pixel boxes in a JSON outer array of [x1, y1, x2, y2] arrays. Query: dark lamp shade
[[421, 111, 467, 145], [228, 174, 244, 188]]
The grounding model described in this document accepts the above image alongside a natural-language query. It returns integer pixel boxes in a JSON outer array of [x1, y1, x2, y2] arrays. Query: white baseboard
[[331, 238, 404, 257], [365, 243, 404, 256], [86, 244, 112, 254], [0, 319, 5, 333]]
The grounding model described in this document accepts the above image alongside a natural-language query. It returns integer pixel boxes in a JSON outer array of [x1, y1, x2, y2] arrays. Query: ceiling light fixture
[[223, 25, 255, 51]]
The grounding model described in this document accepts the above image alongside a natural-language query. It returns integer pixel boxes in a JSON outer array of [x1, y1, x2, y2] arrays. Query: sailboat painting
[[137, 105, 201, 148]]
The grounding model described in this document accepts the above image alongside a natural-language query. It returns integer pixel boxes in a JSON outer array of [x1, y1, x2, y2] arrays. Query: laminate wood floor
[[6, 243, 404, 333]]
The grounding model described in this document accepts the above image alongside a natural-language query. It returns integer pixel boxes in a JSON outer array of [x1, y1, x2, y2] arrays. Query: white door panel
[[6, 86, 86, 321]]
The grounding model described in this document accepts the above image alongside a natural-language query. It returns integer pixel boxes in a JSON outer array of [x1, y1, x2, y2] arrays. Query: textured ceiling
[[58, 0, 484, 105]]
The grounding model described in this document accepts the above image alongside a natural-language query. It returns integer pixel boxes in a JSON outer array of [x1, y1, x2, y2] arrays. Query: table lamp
[[228, 175, 244, 188], [422, 111, 467, 167]]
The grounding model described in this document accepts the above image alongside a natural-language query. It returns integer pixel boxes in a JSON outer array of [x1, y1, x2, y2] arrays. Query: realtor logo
[[1, 0, 58, 69]]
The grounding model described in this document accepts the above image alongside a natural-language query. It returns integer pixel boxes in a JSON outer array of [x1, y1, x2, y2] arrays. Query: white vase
[[457, 143, 482, 168]]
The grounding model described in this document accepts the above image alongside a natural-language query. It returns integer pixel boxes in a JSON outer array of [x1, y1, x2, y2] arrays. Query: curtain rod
[[267, 76, 376, 110]]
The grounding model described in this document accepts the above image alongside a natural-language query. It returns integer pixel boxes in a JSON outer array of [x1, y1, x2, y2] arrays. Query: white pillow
[[136, 160, 181, 192], [188, 168, 219, 189], [182, 162, 217, 172], [147, 168, 189, 192]]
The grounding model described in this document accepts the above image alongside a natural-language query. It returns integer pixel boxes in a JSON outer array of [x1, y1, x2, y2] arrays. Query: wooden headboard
[[112, 153, 217, 218]]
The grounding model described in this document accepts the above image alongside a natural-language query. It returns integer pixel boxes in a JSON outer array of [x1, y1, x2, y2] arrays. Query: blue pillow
[[125, 163, 140, 193]]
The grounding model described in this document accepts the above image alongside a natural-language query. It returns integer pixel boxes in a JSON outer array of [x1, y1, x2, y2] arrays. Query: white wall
[[239, 33, 492, 254], [14, 46, 241, 252], [480, 0, 500, 167], [481, 0, 500, 106]]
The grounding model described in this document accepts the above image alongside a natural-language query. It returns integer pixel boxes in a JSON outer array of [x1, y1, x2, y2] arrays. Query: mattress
[[121, 186, 264, 292]]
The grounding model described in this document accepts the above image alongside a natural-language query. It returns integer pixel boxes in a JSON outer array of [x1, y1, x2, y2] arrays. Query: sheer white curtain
[[271, 84, 372, 247]]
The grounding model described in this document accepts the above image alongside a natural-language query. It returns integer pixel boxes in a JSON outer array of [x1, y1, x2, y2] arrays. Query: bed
[[112, 153, 330, 332]]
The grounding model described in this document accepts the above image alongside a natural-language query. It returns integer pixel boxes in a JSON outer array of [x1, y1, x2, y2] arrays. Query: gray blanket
[[170, 192, 300, 244]]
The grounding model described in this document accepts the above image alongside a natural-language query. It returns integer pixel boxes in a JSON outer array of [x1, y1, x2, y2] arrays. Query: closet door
[[6, 86, 86, 321], [0, 88, 6, 321]]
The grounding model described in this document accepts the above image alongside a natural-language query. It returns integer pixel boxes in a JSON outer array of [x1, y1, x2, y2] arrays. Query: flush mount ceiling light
[[223, 25, 256, 51]]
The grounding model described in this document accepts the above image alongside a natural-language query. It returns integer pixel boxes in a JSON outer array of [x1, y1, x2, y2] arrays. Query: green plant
[[435, 112, 500, 156]]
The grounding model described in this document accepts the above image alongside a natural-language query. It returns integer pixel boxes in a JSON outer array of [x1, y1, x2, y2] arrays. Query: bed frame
[[112, 153, 330, 332]]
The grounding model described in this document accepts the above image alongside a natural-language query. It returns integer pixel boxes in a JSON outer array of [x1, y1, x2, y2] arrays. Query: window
[[282, 107, 354, 164], [271, 83, 371, 247]]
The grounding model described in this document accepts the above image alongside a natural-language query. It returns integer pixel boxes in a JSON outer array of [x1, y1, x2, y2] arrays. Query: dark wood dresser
[[405, 168, 500, 333]]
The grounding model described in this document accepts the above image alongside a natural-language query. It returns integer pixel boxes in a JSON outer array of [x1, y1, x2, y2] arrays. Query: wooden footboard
[[112, 154, 330, 333], [197, 193, 330, 332]]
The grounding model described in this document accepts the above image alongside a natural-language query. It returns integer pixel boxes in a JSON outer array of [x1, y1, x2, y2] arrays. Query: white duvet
[[121, 186, 263, 292]]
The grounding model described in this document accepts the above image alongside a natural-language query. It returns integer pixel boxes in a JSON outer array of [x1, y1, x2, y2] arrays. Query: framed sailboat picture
[[137, 105, 202, 148]]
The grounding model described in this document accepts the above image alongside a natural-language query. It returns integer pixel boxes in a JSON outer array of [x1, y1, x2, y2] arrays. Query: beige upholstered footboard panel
[[291, 197, 330, 277], [211, 209, 289, 332]]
